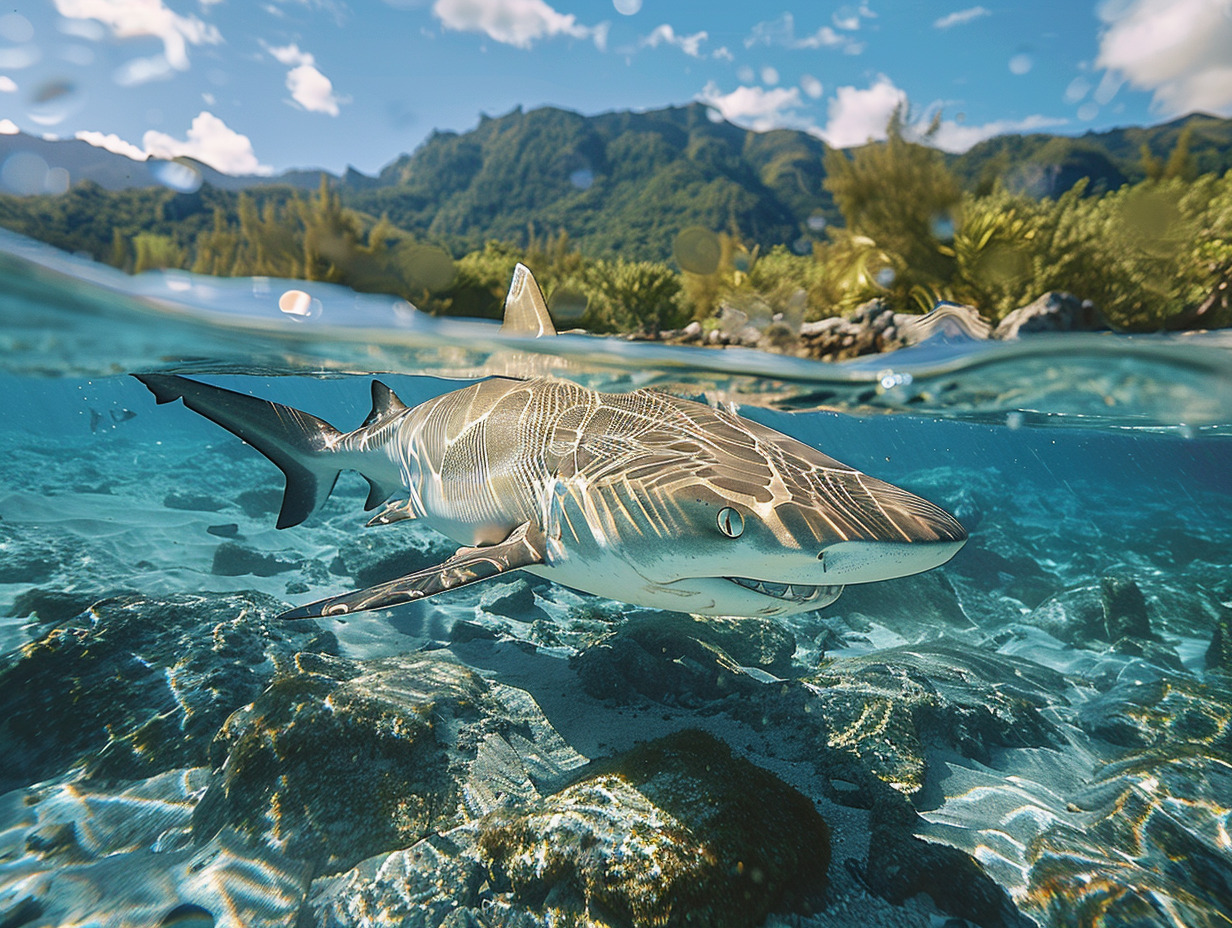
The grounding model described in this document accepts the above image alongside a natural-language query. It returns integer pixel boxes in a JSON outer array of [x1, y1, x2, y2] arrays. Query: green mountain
[[342, 103, 836, 261], [950, 112, 1232, 196]]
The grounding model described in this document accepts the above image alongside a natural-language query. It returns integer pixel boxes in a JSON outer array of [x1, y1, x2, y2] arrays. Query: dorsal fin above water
[[499, 263, 556, 337], [361, 379, 408, 428]]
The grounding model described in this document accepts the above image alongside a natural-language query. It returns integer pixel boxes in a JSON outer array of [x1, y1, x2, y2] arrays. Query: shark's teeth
[[727, 577, 843, 603]]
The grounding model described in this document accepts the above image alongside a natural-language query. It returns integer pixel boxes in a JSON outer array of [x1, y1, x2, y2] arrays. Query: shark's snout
[[806, 474, 967, 584]]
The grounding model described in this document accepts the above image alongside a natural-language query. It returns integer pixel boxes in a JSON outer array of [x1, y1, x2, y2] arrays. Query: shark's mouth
[[728, 577, 843, 605]]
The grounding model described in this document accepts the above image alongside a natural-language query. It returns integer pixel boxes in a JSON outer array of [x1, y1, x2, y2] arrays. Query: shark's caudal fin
[[498, 263, 556, 337], [135, 373, 355, 529]]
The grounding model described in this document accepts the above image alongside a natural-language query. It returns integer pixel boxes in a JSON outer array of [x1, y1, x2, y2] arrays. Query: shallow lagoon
[[1, 231, 1230, 928]]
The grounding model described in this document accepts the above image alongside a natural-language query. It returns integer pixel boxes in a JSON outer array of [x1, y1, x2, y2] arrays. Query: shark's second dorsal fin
[[361, 380, 408, 428], [499, 263, 556, 337]]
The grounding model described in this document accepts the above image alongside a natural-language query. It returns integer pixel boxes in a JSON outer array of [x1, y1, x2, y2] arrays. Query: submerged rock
[[1100, 575, 1153, 641], [1207, 604, 1232, 675], [211, 541, 300, 577], [330, 530, 455, 588], [194, 652, 585, 876], [479, 576, 544, 621], [0, 591, 335, 792], [864, 826, 1032, 928], [805, 643, 1061, 796], [572, 612, 795, 705], [478, 730, 831, 928], [9, 586, 113, 624], [1027, 676, 1232, 927], [833, 569, 972, 630], [310, 731, 829, 928]]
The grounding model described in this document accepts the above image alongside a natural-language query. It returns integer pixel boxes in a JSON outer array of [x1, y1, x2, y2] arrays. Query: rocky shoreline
[[648, 292, 1105, 362]]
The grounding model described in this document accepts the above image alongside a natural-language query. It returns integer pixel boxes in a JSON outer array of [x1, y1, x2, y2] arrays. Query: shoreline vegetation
[[3, 106, 1231, 360]]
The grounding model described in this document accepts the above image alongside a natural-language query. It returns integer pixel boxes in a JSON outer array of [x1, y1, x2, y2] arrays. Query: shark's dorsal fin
[[278, 521, 547, 619], [499, 263, 556, 337], [361, 379, 408, 428]]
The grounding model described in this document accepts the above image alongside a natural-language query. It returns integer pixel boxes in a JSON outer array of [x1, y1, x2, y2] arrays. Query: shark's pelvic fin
[[366, 499, 417, 527], [134, 373, 345, 530], [278, 521, 548, 619], [499, 263, 556, 338]]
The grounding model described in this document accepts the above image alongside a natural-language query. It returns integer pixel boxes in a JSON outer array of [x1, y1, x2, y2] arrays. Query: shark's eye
[[717, 506, 744, 538]]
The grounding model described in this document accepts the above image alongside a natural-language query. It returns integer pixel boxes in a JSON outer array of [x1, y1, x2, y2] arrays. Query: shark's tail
[[135, 373, 350, 529]]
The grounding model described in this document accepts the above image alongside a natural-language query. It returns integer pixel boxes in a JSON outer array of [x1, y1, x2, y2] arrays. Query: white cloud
[[143, 111, 272, 175], [928, 114, 1070, 152], [933, 6, 990, 29], [639, 23, 708, 58], [800, 74, 823, 99], [285, 63, 342, 115], [817, 75, 907, 147], [53, 0, 221, 71], [268, 43, 311, 67], [0, 76, 16, 93], [76, 129, 148, 160], [1096, 0, 1232, 116], [697, 81, 806, 132], [432, 0, 599, 49], [745, 13, 858, 51], [0, 118, 18, 134], [265, 43, 345, 115]]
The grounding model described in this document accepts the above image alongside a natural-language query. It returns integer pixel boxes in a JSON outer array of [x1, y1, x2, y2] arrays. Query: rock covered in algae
[[477, 729, 830, 928], [572, 612, 796, 705], [194, 651, 586, 875], [1025, 674, 1232, 927], [310, 730, 830, 928], [863, 826, 1033, 928], [0, 590, 336, 792], [803, 643, 1061, 796]]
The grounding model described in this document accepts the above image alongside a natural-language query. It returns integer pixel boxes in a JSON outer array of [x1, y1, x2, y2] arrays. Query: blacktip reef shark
[[135, 265, 966, 621]]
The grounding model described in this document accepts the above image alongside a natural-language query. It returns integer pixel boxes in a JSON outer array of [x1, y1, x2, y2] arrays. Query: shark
[[135, 265, 966, 621]]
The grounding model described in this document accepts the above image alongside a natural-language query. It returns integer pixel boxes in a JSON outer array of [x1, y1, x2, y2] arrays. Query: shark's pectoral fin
[[278, 521, 547, 620]]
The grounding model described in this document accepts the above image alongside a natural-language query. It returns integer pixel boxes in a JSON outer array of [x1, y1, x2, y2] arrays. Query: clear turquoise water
[[1, 227, 1230, 927]]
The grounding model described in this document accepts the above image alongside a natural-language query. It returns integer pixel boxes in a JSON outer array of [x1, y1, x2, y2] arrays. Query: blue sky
[[2, 0, 1232, 176]]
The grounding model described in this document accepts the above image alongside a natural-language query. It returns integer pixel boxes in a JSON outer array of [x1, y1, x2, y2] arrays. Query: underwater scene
[[1, 231, 1230, 928]]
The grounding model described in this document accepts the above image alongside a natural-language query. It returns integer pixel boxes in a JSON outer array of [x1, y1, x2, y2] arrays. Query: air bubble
[[150, 160, 203, 193], [279, 289, 322, 321], [27, 77, 82, 126], [1, 151, 66, 195], [930, 214, 955, 242], [673, 226, 721, 275], [0, 12, 34, 43]]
